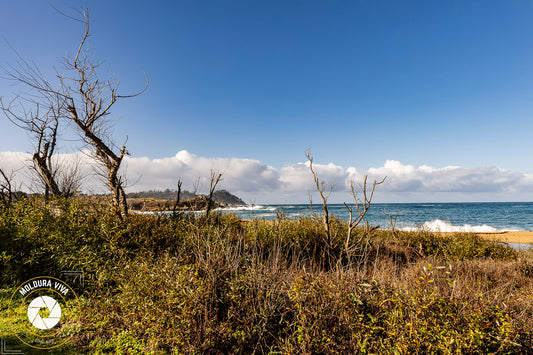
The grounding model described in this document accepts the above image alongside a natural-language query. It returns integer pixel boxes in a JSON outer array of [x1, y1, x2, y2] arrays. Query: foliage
[[0, 197, 532, 354]]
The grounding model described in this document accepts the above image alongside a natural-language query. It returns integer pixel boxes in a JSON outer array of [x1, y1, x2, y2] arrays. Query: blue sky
[[1, 1, 533, 202]]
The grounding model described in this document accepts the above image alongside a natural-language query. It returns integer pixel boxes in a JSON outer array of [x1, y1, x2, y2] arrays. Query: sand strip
[[474, 231, 533, 244]]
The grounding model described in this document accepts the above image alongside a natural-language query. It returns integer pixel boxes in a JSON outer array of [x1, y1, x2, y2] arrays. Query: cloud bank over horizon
[[2, 150, 533, 204]]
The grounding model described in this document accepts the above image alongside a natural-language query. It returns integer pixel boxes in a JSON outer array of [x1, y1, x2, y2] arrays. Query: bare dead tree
[[1, 94, 84, 197], [343, 175, 386, 256], [32, 116, 61, 197], [0, 36, 86, 198], [0, 168, 15, 208], [61, 9, 149, 220], [0, 81, 65, 197], [28, 147, 85, 198], [206, 170, 223, 219], [1, 100, 83, 198], [306, 150, 335, 248], [172, 178, 183, 214]]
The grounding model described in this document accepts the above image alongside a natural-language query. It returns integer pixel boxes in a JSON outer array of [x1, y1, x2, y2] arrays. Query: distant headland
[[127, 189, 247, 211]]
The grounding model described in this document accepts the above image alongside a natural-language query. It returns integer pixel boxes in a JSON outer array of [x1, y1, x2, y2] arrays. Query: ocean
[[221, 202, 533, 232]]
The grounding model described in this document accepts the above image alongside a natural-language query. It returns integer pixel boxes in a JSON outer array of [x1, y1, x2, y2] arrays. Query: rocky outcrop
[[127, 189, 246, 211], [212, 190, 246, 206], [128, 196, 230, 212]]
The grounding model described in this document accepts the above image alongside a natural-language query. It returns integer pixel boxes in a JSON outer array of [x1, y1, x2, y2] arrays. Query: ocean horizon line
[[253, 201, 533, 206]]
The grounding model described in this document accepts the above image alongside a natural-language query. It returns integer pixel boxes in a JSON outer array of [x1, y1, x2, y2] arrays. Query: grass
[[1, 196, 532, 353]]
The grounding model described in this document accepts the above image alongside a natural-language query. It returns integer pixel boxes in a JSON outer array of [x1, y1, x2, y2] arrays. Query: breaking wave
[[216, 205, 277, 211], [400, 219, 519, 233]]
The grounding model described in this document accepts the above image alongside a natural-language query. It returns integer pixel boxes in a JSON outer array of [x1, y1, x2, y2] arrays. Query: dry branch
[[206, 170, 223, 219], [344, 175, 386, 257], [306, 149, 335, 248], [0, 168, 14, 208]]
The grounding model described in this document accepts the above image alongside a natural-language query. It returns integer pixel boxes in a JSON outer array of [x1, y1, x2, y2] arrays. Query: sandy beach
[[474, 231, 533, 244]]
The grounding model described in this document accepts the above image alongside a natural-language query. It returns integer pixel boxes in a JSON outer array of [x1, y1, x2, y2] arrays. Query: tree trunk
[[33, 153, 61, 196]]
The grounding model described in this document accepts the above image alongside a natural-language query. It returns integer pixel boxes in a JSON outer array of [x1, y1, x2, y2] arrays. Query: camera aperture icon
[[27, 295, 61, 330], [8, 276, 78, 349]]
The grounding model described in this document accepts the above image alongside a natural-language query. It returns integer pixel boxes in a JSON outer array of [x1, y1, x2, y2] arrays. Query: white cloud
[[357, 160, 533, 195], [2, 150, 533, 203], [123, 151, 281, 195], [280, 161, 347, 192]]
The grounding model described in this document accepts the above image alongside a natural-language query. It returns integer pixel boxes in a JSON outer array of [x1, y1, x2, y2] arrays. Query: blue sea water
[[222, 202, 533, 232]]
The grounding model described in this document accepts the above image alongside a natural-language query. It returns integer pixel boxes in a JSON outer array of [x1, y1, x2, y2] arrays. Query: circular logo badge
[[27, 295, 62, 330], [7, 276, 78, 349]]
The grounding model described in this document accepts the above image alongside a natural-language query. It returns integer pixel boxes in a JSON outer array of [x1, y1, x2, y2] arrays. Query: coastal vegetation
[[1, 196, 532, 353]]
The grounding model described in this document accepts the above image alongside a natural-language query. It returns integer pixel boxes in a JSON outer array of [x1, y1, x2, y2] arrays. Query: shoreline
[[397, 230, 533, 245], [473, 231, 533, 245], [432, 231, 533, 245], [131, 207, 533, 244]]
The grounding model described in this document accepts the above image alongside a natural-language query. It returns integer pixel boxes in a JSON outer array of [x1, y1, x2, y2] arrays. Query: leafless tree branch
[[0, 88, 65, 196], [172, 178, 183, 214], [343, 175, 386, 257], [306, 149, 335, 248], [206, 170, 223, 219], [0, 168, 14, 208]]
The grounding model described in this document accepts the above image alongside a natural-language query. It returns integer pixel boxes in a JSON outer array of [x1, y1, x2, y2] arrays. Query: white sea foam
[[253, 213, 277, 219], [400, 219, 518, 233], [215, 205, 277, 212]]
